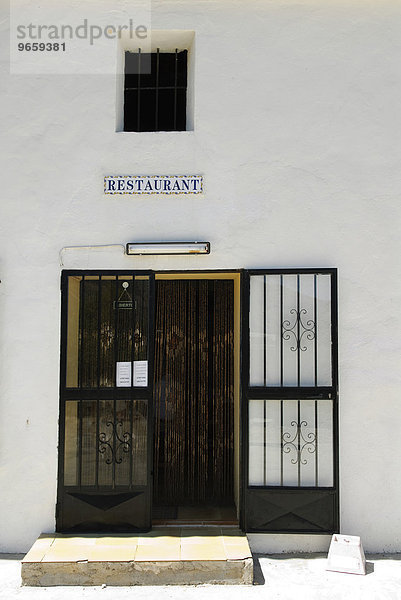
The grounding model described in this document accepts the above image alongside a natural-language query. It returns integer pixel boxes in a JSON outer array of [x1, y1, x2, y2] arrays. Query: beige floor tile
[[222, 534, 252, 560], [94, 536, 138, 546], [223, 541, 251, 553], [52, 536, 96, 548], [135, 544, 180, 562], [137, 537, 181, 555], [45, 537, 91, 556], [41, 547, 92, 563], [155, 537, 181, 547], [222, 534, 249, 544], [180, 542, 226, 561], [138, 536, 180, 546], [181, 535, 222, 545], [36, 536, 138, 563], [86, 546, 137, 562], [223, 545, 252, 560], [222, 536, 250, 546], [22, 535, 55, 563]]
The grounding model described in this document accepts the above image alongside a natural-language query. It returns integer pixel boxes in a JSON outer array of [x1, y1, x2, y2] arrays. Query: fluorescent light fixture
[[126, 242, 210, 256]]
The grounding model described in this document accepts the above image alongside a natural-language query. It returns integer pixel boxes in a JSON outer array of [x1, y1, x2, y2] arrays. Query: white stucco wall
[[1, 0, 401, 553]]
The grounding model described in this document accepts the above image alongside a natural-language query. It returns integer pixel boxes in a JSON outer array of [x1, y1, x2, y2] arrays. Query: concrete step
[[21, 528, 253, 586]]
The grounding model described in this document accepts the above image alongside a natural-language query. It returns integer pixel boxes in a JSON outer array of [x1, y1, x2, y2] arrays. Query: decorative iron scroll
[[282, 420, 316, 465], [98, 421, 131, 465], [282, 309, 316, 352]]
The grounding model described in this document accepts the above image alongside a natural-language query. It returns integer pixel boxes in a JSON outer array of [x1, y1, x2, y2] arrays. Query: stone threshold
[[21, 528, 253, 586]]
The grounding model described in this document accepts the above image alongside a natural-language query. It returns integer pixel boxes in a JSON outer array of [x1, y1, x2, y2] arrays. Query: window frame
[[116, 31, 195, 133], [123, 48, 188, 132]]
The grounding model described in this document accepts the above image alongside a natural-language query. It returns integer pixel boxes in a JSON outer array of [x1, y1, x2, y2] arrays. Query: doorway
[[57, 270, 241, 533], [57, 268, 337, 534], [153, 278, 236, 524]]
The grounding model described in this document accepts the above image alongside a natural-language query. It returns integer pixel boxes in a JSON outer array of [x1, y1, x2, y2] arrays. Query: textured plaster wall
[[1, 0, 401, 552]]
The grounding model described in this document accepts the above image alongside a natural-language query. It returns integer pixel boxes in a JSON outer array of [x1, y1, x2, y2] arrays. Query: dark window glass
[[123, 49, 187, 132]]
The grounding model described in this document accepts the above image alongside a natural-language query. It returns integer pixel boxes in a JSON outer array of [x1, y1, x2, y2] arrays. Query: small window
[[124, 49, 187, 132]]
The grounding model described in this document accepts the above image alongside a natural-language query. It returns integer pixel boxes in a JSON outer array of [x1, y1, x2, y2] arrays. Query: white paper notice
[[133, 360, 148, 387], [116, 362, 132, 387]]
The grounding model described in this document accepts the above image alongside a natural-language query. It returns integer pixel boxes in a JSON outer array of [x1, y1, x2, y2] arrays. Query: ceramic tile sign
[[104, 175, 203, 195]]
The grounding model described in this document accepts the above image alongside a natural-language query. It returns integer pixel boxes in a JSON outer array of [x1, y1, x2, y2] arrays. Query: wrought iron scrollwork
[[282, 308, 316, 351], [282, 420, 316, 465], [98, 421, 131, 465]]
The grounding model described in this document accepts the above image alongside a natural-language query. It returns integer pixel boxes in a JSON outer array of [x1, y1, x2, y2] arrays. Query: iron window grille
[[124, 49, 188, 132]]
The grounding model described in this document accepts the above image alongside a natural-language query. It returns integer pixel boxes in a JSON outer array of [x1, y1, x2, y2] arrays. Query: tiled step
[[21, 528, 253, 586]]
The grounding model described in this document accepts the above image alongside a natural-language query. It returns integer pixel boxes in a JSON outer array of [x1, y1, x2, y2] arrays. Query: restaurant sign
[[104, 175, 203, 195]]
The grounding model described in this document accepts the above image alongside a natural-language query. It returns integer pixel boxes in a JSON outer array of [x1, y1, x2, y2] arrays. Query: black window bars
[[124, 48, 188, 132]]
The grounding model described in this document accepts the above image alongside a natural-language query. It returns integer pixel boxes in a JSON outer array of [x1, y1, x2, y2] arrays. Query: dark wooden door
[[57, 271, 155, 532], [153, 279, 234, 510]]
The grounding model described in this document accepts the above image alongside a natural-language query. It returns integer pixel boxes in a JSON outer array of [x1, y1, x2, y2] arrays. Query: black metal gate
[[241, 269, 339, 533], [57, 271, 155, 532]]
